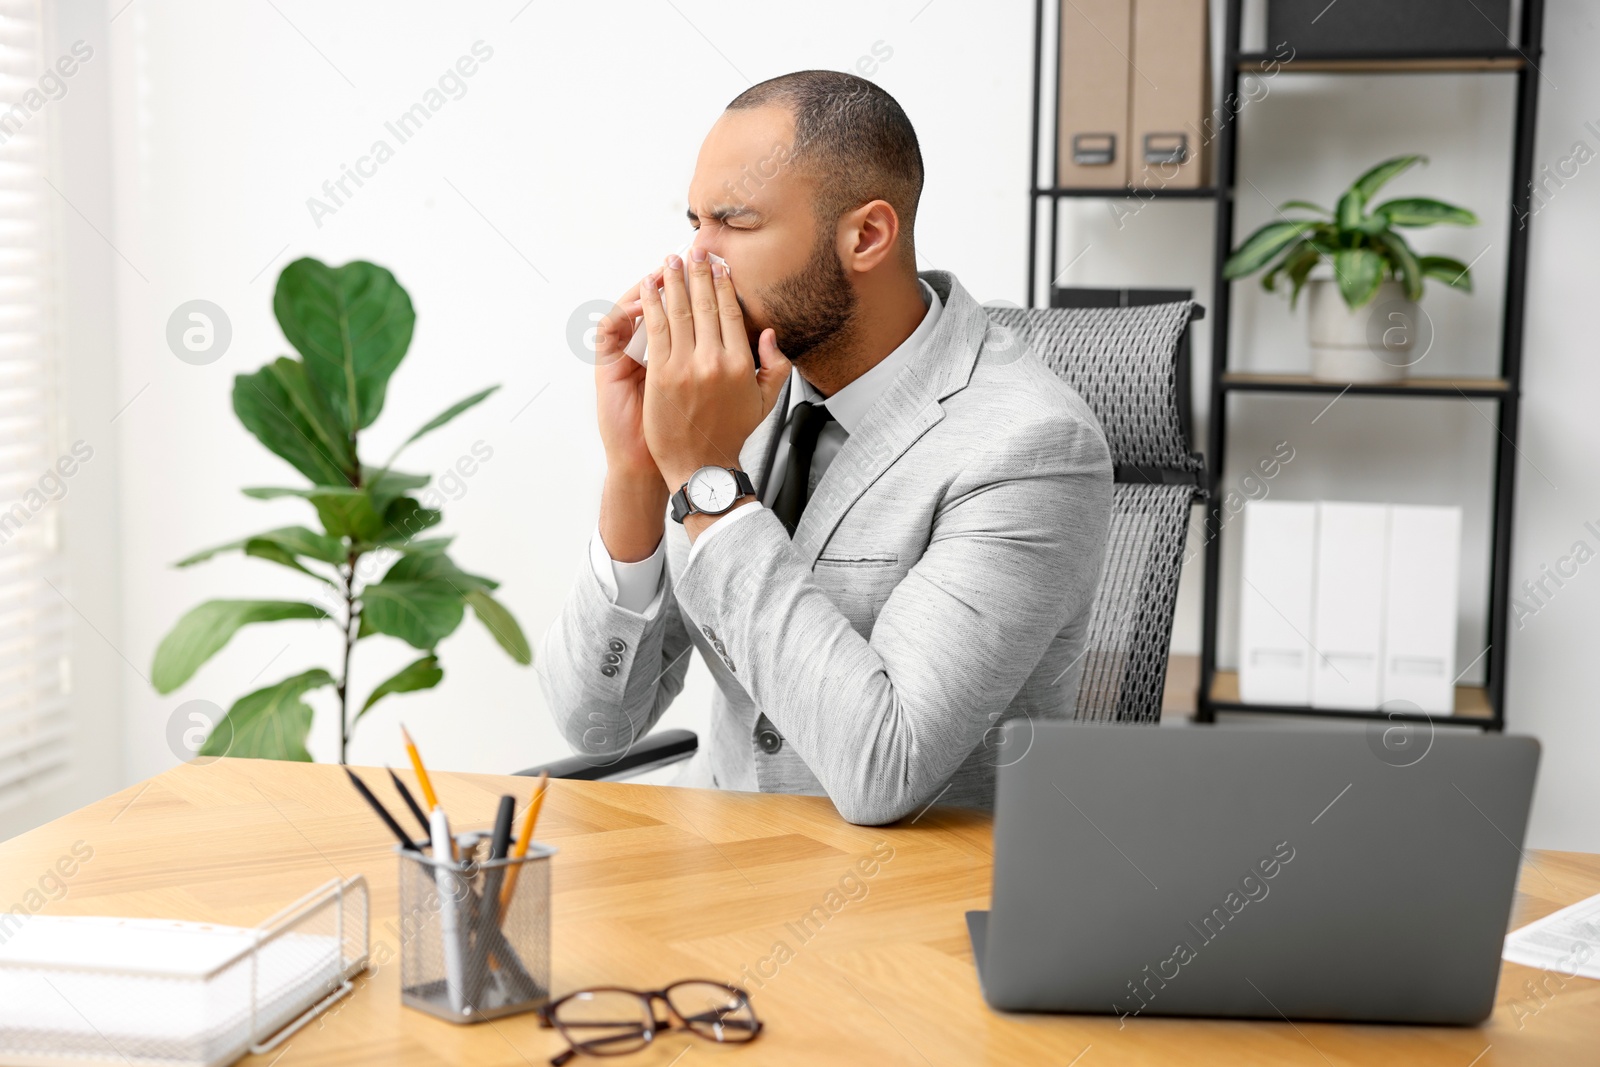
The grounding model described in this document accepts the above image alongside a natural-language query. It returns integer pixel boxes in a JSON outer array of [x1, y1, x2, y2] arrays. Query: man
[[537, 70, 1111, 826]]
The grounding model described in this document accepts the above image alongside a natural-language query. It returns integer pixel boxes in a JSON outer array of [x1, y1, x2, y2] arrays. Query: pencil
[[498, 772, 549, 918], [344, 767, 420, 851], [385, 763, 431, 836], [399, 723, 440, 811]]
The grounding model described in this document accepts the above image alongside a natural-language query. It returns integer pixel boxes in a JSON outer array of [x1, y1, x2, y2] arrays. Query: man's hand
[[590, 278, 673, 564], [640, 249, 791, 495], [593, 278, 657, 485]]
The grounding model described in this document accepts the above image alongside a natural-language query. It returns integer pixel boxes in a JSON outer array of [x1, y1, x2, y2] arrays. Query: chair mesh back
[[984, 303, 1202, 476], [1074, 483, 1194, 723], [984, 303, 1203, 724]]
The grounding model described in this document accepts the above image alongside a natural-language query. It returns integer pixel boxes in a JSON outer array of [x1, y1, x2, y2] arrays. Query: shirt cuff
[[687, 501, 764, 570], [588, 524, 666, 615]]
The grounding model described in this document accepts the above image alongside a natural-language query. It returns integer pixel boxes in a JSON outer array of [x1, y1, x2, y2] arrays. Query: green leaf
[[399, 386, 499, 453], [1337, 154, 1427, 229], [363, 466, 430, 515], [1371, 231, 1424, 302], [466, 588, 532, 666], [305, 488, 387, 541], [239, 485, 387, 541], [199, 669, 334, 761], [1285, 244, 1323, 310], [1331, 248, 1386, 309], [1372, 197, 1479, 228], [397, 536, 455, 556], [152, 600, 328, 693], [232, 357, 357, 486], [243, 541, 328, 582], [382, 551, 498, 592], [372, 497, 443, 548], [274, 258, 416, 433], [1420, 255, 1474, 292], [359, 580, 466, 650], [1262, 239, 1309, 293], [359, 655, 443, 717], [1277, 199, 1330, 216], [1223, 221, 1321, 279], [177, 526, 346, 568]]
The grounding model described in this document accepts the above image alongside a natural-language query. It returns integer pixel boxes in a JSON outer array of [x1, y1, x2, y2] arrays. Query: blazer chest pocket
[[813, 554, 902, 637]]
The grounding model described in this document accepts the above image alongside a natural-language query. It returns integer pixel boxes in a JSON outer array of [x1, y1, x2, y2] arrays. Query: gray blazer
[[536, 270, 1113, 825]]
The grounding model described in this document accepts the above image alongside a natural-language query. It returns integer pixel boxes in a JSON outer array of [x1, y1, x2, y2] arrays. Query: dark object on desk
[[515, 728, 698, 782], [968, 721, 1540, 1022], [344, 767, 420, 851], [386, 764, 432, 835], [538, 980, 761, 1066], [1266, 0, 1512, 55]]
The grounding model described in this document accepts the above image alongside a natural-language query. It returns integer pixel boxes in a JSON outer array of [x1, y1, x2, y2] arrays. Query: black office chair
[[516, 289, 1206, 779]]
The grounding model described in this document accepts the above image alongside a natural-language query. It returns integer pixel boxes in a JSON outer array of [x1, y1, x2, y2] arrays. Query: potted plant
[[1223, 155, 1478, 382], [151, 257, 531, 763]]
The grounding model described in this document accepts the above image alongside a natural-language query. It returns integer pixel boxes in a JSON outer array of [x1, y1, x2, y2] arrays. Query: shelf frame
[[1220, 372, 1512, 398], [1024, 0, 1547, 734]]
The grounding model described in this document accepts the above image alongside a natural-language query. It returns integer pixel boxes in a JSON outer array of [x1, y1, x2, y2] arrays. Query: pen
[[386, 763, 431, 836], [481, 795, 517, 913], [498, 773, 549, 920], [488, 795, 516, 861], [344, 767, 421, 851], [430, 804, 471, 1015], [400, 723, 441, 812], [471, 795, 519, 997]]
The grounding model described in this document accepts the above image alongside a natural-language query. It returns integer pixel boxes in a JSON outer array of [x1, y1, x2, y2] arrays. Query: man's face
[[686, 106, 858, 365]]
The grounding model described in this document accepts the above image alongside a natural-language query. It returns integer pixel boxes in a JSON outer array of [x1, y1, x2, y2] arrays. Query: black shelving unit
[[1025, 0, 1545, 732]]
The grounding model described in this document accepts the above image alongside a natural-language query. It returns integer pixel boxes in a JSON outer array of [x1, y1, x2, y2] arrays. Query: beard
[[753, 226, 859, 368]]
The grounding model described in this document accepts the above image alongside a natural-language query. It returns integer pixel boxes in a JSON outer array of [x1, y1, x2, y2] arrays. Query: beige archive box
[[1129, 0, 1211, 190], [1056, 0, 1132, 188]]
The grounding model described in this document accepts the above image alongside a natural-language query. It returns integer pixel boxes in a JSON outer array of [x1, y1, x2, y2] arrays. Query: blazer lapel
[[790, 270, 991, 567]]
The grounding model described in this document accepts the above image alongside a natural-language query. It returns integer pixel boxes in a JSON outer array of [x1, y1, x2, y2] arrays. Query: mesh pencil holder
[[396, 837, 555, 1023]]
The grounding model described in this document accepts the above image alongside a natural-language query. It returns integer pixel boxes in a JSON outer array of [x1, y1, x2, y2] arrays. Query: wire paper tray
[[0, 876, 369, 1067]]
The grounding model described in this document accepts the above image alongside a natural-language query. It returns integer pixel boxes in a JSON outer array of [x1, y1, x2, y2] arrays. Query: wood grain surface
[[1, 757, 1594, 1066]]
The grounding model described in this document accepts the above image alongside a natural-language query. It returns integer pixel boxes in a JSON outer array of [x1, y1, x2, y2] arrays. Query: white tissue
[[622, 241, 729, 364]]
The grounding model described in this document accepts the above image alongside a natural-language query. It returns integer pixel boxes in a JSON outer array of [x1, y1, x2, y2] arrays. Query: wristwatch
[[671, 466, 755, 523]]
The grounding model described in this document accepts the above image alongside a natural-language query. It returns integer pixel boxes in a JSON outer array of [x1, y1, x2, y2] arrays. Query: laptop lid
[[978, 722, 1540, 1024]]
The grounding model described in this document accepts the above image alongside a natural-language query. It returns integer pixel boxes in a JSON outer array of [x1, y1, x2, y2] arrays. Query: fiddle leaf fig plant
[[1223, 154, 1480, 310], [152, 257, 530, 763]]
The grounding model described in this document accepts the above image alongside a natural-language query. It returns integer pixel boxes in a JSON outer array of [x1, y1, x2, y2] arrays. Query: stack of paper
[[0, 915, 344, 1067]]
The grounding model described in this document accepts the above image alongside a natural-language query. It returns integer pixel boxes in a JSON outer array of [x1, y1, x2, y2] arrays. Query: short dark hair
[[726, 70, 923, 269]]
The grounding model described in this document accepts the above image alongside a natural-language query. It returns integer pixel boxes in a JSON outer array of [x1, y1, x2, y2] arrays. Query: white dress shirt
[[589, 279, 944, 614]]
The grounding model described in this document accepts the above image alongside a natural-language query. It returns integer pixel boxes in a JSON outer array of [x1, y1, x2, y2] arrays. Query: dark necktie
[[771, 400, 836, 537]]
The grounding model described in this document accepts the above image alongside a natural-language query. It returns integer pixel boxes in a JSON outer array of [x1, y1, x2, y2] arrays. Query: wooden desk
[[2, 758, 1595, 1066]]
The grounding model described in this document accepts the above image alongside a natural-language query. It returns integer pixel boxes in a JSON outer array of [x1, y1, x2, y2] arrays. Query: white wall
[[21, 1, 1594, 849]]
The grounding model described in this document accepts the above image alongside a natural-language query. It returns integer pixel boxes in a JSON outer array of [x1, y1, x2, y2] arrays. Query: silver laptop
[[967, 721, 1540, 1024]]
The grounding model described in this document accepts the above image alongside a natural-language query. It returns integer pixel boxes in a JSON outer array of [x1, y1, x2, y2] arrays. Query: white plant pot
[[1305, 278, 1420, 382]]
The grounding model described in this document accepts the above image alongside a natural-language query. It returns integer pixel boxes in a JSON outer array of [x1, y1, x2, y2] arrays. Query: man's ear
[[841, 199, 901, 273]]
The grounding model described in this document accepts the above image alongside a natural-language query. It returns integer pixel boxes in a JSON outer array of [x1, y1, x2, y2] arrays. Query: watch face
[[686, 466, 739, 514]]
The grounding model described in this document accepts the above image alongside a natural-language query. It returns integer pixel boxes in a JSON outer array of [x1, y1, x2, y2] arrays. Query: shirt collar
[[788, 278, 943, 435]]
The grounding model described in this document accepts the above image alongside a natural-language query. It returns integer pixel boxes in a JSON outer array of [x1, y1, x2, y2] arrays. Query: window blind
[[0, 0, 72, 808]]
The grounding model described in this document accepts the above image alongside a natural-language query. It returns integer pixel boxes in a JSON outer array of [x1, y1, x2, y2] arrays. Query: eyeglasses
[[538, 980, 762, 1065]]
